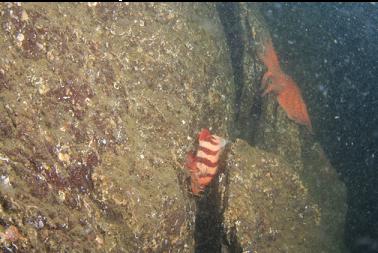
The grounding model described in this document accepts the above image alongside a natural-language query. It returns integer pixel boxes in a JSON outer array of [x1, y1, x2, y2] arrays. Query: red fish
[[258, 39, 313, 133], [185, 128, 227, 196]]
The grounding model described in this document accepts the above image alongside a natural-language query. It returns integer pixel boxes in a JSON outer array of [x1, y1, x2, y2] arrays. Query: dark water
[[260, 3, 378, 253]]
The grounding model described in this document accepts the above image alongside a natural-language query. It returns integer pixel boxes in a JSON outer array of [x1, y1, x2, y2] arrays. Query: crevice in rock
[[240, 14, 264, 146], [194, 4, 264, 252], [193, 184, 223, 253], [193, 146, 233, 253], [217, 3, 244, 125], [217, 3, 263, 145]]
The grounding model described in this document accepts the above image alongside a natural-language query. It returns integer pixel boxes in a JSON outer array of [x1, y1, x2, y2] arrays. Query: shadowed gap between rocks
[[194, 3, 264, 252], [217, 3, 244, 125], [217, 2, 263, 144], [194, 181, 223, 253], [194, 145, 243, 253]]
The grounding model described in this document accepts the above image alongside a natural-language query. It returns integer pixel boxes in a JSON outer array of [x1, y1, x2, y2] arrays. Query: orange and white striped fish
[[185, 128, 227, 196]]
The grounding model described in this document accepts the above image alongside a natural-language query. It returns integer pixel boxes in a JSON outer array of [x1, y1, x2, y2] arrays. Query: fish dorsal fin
[[198, 128, 212, 141]]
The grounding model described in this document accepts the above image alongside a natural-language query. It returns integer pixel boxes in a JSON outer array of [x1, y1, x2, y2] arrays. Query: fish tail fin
[[302, 103, 313, 134]]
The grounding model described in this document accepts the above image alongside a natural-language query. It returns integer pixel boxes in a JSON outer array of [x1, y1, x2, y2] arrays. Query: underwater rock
[[0, 2, 235, 252], [0, 2, 347, 252], [221, 139, 346, 252]]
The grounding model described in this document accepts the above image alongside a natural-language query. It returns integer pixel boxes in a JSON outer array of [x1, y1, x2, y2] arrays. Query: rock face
[[0, 2, 234, 252], [216, 3, 346, 252], [221, 139, 346, 253], [0, 2, 346, 253]]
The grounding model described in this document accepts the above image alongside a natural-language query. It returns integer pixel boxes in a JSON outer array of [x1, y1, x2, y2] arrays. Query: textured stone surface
[[0, 3, 234, 252], [0, 2, 346, 253], [221, 139, 346, 253]]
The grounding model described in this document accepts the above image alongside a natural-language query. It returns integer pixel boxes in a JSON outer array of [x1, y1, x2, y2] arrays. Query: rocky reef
[[0, 2, 346, 252]]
